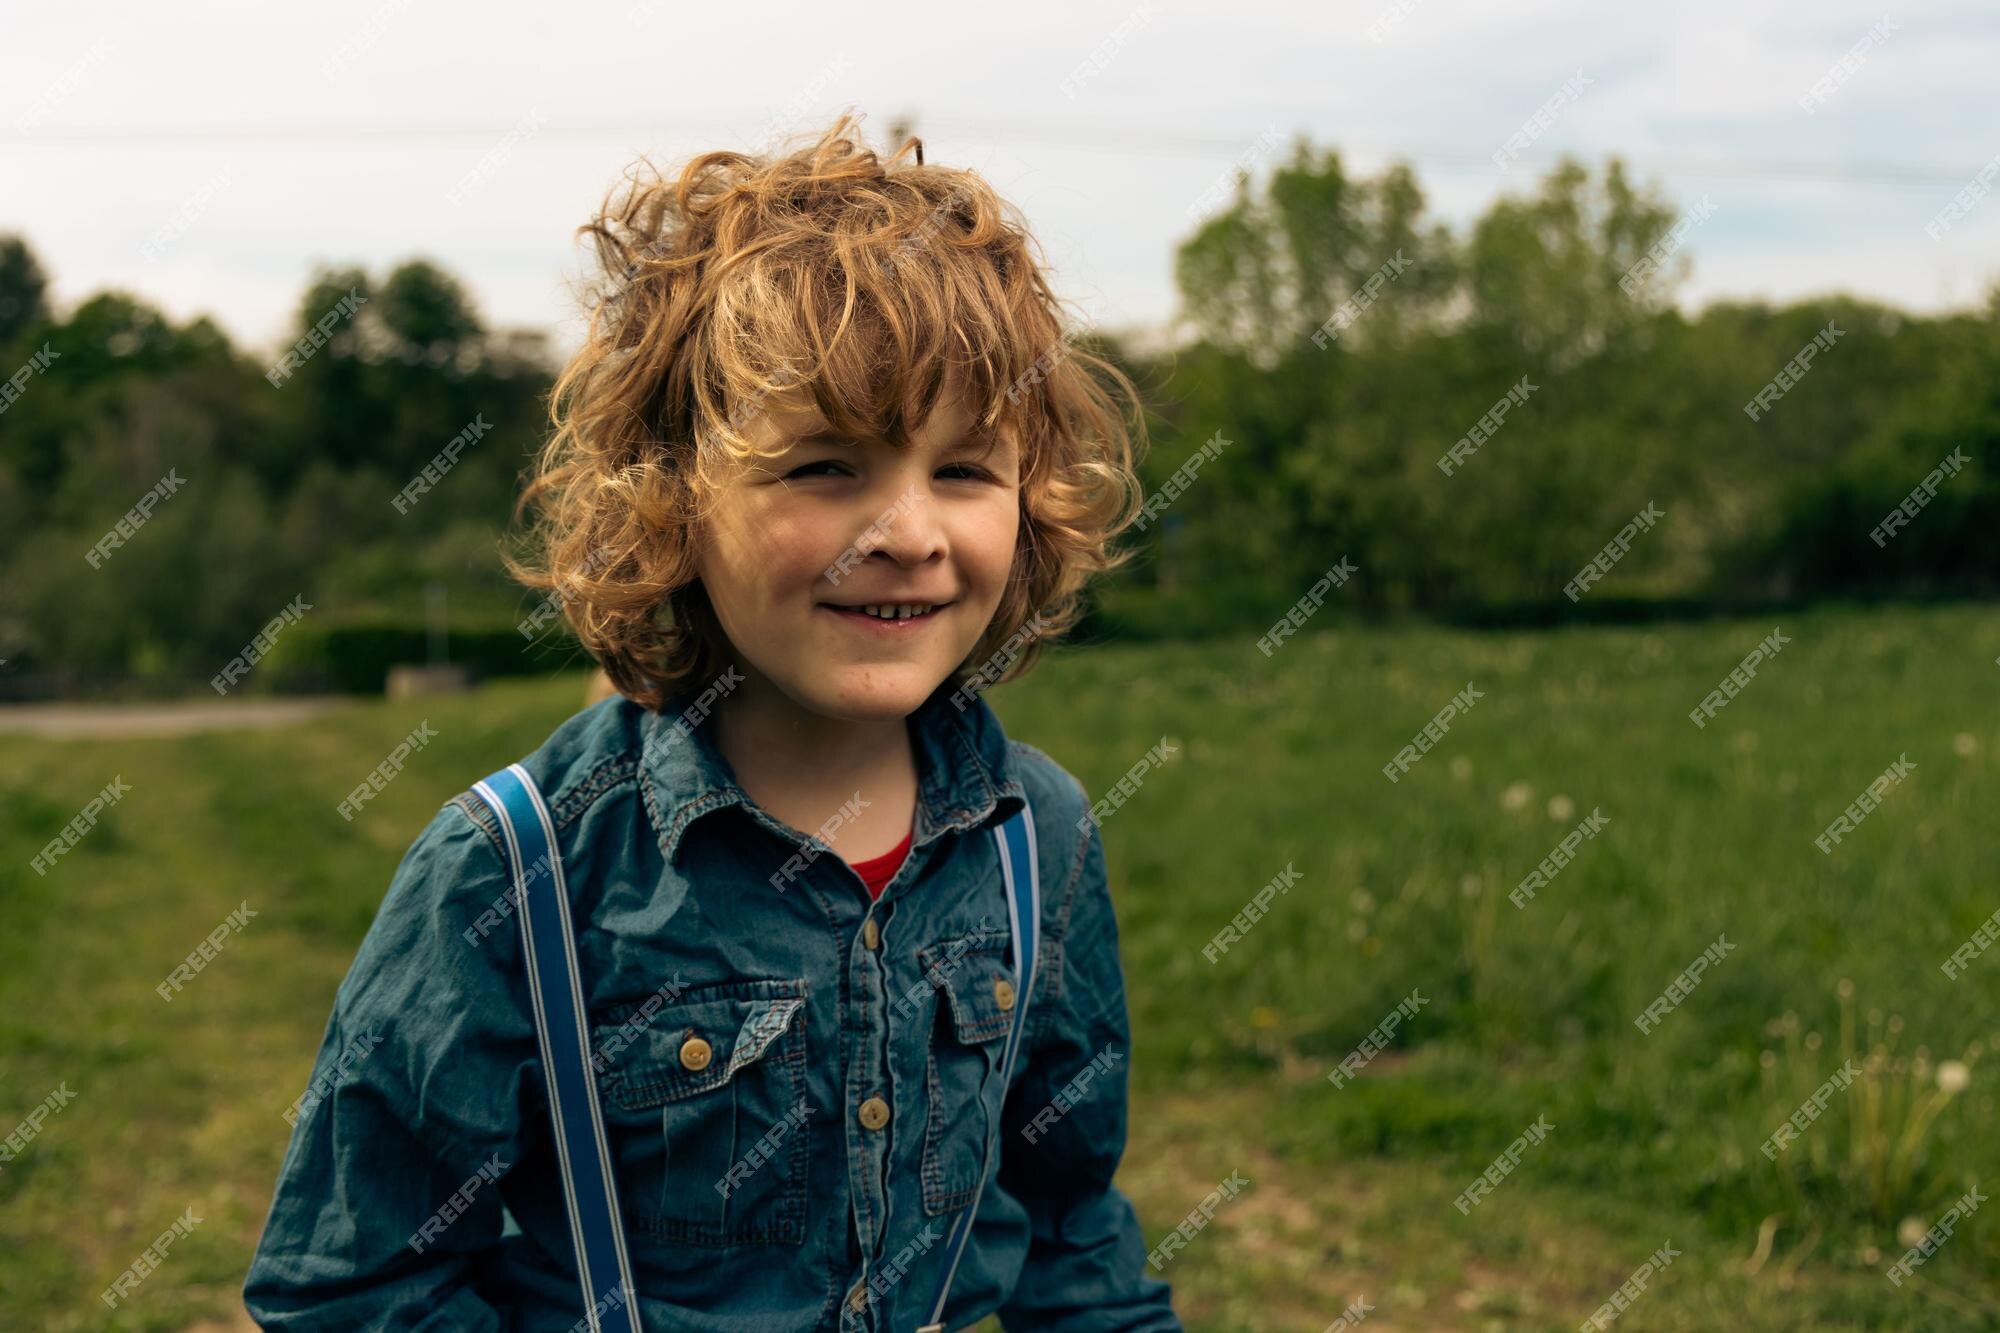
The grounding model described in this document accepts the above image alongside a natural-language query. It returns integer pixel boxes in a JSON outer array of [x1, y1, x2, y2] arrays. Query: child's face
[[694, 381, 1022, 723]]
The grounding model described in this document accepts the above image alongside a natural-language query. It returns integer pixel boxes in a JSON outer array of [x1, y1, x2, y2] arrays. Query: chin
[[797, 666, 949, 722]]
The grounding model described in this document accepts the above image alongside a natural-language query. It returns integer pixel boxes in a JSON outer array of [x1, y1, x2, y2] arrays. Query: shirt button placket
[[843, 879, 893, 1285]]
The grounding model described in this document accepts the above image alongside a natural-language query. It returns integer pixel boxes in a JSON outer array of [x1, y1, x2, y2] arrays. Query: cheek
[[961, 498, 1022, 594], [756, 514, 840, 594], [706, 499, 837, 608]]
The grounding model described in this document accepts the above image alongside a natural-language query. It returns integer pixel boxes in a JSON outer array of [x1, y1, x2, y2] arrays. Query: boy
[[244, 113, 1179, 1330]]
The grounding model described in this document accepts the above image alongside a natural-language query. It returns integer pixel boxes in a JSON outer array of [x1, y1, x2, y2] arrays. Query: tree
[[375, 259, 483, 372], [1464, 156, 1680, 369], [1175, 141, 1457, 368], [0, 234, 51, 351]]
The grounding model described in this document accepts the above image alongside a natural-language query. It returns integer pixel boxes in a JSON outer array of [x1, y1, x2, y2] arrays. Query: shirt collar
[[640, 676, 1025, 867]]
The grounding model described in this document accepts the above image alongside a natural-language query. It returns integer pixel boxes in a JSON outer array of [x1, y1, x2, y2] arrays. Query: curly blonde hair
[[505, 111, 1147, 714]]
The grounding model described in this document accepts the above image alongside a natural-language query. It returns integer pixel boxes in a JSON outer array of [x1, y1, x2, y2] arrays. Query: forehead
[[752, 383, 1005, 453]]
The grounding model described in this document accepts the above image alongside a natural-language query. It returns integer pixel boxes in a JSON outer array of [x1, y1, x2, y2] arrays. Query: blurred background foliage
[[0, 140, 1994, 699]]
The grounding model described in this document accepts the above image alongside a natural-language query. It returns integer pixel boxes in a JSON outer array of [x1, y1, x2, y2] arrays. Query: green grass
[[3, 601, 1996, 1330]]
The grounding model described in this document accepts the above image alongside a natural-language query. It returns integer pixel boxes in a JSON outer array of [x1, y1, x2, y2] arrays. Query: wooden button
[[857, 1096, 890, 1130], [679, 1035, 712, 1071], [862, 918, 880, 950], [994, 976, 1016, 1011]]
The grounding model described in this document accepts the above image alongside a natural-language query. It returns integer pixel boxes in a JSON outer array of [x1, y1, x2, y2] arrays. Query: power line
[[2, 116, 1980, 192]]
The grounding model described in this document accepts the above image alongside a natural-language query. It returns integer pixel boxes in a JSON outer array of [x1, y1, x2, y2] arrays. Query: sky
[[4, 0, 1997, 362]]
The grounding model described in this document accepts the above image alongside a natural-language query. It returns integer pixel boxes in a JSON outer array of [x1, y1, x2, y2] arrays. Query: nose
[[852, 481, 947, 568]]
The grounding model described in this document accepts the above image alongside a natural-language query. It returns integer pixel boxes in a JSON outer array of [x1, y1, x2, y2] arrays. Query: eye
[[784, 459, 852, 479], [937, 463, 993, 481]]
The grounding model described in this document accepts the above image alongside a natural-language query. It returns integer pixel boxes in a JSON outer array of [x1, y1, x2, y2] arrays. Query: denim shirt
[[243, 680, 1180, 1332]]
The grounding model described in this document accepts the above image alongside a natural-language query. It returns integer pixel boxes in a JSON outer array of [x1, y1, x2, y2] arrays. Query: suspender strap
[[919, 800, 1041, 1333], [469, 763, 644, 1333]]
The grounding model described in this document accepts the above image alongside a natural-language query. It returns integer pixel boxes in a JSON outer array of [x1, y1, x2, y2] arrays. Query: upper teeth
[[859, 604, 934, 619]]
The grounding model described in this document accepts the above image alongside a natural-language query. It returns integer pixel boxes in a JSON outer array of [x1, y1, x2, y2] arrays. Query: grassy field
[[2, 601, 1996, 1330]]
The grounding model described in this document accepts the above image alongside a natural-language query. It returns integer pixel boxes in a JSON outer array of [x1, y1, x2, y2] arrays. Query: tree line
[[0, 142, 1993, 693]]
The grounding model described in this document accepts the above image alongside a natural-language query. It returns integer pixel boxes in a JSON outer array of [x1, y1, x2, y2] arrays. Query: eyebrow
[[787, 427, 1009, 456]]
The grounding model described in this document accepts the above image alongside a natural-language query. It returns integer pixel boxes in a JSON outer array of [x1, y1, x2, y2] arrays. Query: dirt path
[[0, 697, 341, 739]]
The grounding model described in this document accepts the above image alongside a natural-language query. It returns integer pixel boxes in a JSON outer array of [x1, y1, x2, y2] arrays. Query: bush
[[259, 613, 590, 694]]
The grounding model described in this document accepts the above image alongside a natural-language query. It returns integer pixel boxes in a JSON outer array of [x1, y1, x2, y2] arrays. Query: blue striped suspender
[[471, 761, 1040, 1333], [919, 800, 1041, 1333], [470, 763, 644, 1333]]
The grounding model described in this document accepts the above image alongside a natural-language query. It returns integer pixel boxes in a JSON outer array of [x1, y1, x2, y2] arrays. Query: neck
[[709, 671, 921, 861], [713, 674, 912, 778]]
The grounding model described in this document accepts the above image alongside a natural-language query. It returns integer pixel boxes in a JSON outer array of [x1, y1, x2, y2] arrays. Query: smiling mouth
[[818, 600, 954, 625]]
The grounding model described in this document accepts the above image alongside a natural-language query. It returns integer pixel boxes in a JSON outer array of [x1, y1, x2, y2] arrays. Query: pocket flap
[[593, 981, 806, 1110], [723, 997, 805, 1081], [919, 936, 1015, 1045]]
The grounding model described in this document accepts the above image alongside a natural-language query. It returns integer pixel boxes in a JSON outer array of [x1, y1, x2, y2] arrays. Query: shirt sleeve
[[996, 816, 1182, 1331], [243, 798, 541, 1331]]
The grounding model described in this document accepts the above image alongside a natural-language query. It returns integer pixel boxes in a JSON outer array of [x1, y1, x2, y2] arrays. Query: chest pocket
[[918, 931, 1018, 1215], [590, 978, 810, 1247]]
